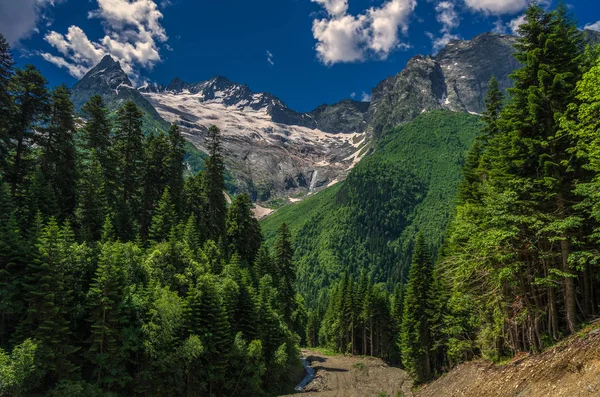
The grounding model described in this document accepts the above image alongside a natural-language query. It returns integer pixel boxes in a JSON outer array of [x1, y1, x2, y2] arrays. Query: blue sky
[[2, 0, 600, 112]]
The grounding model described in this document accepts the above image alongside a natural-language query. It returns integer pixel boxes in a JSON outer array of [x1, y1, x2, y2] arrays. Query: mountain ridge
[[72, 30, 600, 202]]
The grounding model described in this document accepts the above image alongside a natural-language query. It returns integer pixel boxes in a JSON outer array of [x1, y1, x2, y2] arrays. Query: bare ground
[[416, 321, 600, 397], [281, 349, 413, 397]]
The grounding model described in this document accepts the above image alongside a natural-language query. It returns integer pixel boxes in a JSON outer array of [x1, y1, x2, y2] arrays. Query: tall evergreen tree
[[21, 219, 79, 382], [149, 187, 176, 243], [85, 242, 128, 389], [400, 233, 433, 383], [185, 275, 232, 396], [204, 125, 227, 242], [274, 223, 296, 326], [41, 85, 77, 220], [226, 193, 262, 265], [167, 124, 186, 212], [7, 65, 49, 199], [114, 101, 144, 240], [81, 95, 116, 207], [141, 131, 171, 240], [76, 151, 107, 242], [0, 33, 14, 170]]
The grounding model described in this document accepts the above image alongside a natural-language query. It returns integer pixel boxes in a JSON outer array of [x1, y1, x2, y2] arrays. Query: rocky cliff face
[[368, 33, 518, 138], [138, 76, 369, 201], [71, 55, 166, 128]]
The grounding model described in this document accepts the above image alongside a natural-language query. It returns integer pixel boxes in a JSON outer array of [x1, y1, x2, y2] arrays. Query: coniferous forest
[[2, 1, 600, 395], [268, 2, 600, 386], [0, 33, 304, 396]]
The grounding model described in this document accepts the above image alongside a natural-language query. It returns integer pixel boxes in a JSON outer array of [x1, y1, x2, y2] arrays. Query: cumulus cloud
[[361, 91, 371, 102], [350, 92, 356, 99], [311, 0, 416, 65], [428, 1, 460, 53], [463, 0, 528, 15], [508, 14, 527, 34], [266, 50, 274, 66], [41, 0, 169, 82], [0, 0, 65, 44], [584, 21, 600, 32], [311, 0, 348, 18]]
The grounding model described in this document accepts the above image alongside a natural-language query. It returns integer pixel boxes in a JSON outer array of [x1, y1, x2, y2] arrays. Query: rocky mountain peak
[[74, 55, 132, 93], [367, 32, 518, 138]]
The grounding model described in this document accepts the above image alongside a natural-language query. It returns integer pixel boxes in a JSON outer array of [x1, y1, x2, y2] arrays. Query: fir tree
[[114, 101, 144, 240], [7, 65, 49, 199], [274, 223, 296, 326], [0, 33, 14, 170], [22, 219, 79, 382], [226, 193, 262, 265], [185, 275, 232, 396], [81, 95, 116, 207], [85, 242, 128, 389], [76, 151, 107, 242], [204, 125, 227, 242], [167, 124, 186, 212], [149, 187, 176, 243], [400, 233, 433, 383], [41, 85, 77, 220]]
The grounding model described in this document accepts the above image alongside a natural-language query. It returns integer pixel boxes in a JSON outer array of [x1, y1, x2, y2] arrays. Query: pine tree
[[7, 65, 49, 199], [22, 219, 79, 381], [114, 101, 144, 240], [167, 124, 186, 213], [149, 187, 176, 243], [400, 233, 433, 383], [81, 95, 116, 209], [0, 182, 25, 347], [141, 131, 172, 240], [500, 3, 584, 335], [85, 242, 128, 389], [41, 85, 77, 220], [253, 245, 274, 283], [185, 275, 232, 396], [274, 223, 296, 326], [76, 151, 107, 242], [458, 76, 504, 203], [184, 172, 207, 243], [204, 125, 227, 242], [226, 193, 262, 265], [0, 33, 14, 170]]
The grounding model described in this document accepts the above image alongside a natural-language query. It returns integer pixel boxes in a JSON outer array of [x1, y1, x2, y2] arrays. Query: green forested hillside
[[0, 36, 303, 395], [262, 110, 482, 307]]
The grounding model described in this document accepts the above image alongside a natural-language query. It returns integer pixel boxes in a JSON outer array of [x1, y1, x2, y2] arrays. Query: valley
[[2, 2, 600, 396]]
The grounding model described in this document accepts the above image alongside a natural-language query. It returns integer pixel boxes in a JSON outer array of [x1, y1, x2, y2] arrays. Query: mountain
[[261, 110, 482, 305], [71, 55, 168, 132], [69, 32, 524, 203], [367, 33, 519, 138], [140, 75, 370, 201]]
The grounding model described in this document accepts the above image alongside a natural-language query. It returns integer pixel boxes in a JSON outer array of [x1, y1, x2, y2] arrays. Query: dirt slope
[[282, 349, 413, 397], [417, 322, 600, 397]]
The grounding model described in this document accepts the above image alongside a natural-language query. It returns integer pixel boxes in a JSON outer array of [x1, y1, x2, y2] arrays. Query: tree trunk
[[560, 237, 577, 334]]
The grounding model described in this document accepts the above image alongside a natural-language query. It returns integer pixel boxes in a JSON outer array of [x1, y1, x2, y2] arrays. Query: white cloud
[[435, 1, 459, 31], [311, 0, 348, 18], [463, 0, 528, 15], [508, 14, 527, 34], [266, 50, 274, 66], [350, 92, 356, 98], [41, 0, 169, 82], [0, 0, 65, 44], [584, 21, 600, 32], [431, 32, 460, 52], [361, 91, 371, 102], [311, 0, 416, 65], [428, 1, 460, 53]]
